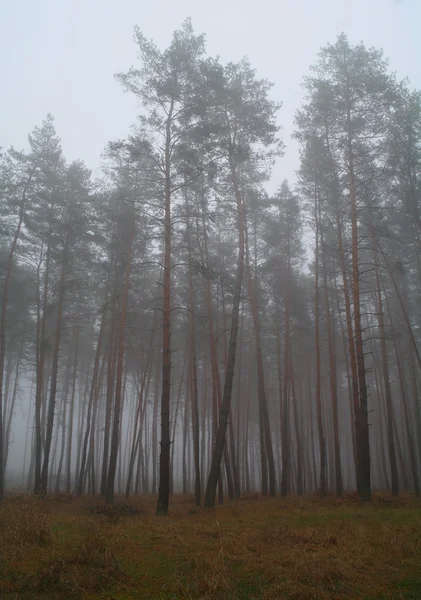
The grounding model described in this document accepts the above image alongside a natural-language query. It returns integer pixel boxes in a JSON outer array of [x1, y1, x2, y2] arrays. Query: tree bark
[[39, 231, 69, 493], [156, 97, 174, 516], [314, 187, 326, 497], [204, 157, 245, 509], [106, 219, 135, 503]]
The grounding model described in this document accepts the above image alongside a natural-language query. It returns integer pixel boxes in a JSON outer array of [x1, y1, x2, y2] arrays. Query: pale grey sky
[[1, 0, 420, 187]]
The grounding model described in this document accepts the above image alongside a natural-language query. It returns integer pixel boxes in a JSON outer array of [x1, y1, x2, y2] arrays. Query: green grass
[[1, 493, 421, 599]]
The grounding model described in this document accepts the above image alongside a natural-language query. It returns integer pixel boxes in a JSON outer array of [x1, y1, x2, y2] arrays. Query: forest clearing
[[2, 1, 421, 598], [1, 493, 421, 600]]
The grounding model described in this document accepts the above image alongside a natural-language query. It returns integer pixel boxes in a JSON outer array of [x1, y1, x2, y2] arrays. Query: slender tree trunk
[[372, 250, 399, 496], [314, 188, 326, 497], [325, 127, 360, 487], [290, 350, 303, 496], [393, 337, 420, 495], [201, 365, 208, 494], [77, 305, 106, 495], [75, 343, 93, 492], [3, 336, 24, 473], [87, 353, 106, 496], [280, 320, 290, 496], [204, 157, 245, 509], [382, 281, 420, 496], [55, 357, 72, 493], [185, 199, 201, 505], [0, 163, 37, 496], [320, 227, 343, 497], [197, 188, 225, 504], [126, 330, 155, 497], [334, 275, 357, 483], [39, 233, 69, 493], [182, 368, 190, 495], [245, 218, 276, 496], [106, 219, 135, 503], [100, 294, 116, 497], [409, 347, 421, 468], [170, 344, 187, 494], [34, 223, 53, 493], [66, 325, 79, 494], [157, 98, 174, 516], [347, 115, 371, 499]]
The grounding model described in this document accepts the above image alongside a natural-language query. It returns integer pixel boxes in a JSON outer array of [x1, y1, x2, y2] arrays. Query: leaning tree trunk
[[0, 162, 38, 496], [106, 220, 135, 504], [197, 191, 225, 503], [39, 233, 69, 493], [245, 218, 276, 496], [382, 277, 420, 496], [126, 328, 155, 497], [77, 305, 106, 496], [55, 358, 72, 493], [3, 335, 25, 474], [0, 207, 24, 497], [204, 157, 245, 509]]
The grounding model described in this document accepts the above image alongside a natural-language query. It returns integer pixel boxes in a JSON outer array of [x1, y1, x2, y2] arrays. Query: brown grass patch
[[34, 521, 124, 597], [0, 496, 52, 560], [1, 493, 421, 599]]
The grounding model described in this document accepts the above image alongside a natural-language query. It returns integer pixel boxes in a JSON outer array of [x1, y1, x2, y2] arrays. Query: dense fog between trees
[[1, 21, 421, 514]]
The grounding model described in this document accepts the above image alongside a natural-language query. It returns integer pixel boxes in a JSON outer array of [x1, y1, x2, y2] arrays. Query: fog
[[1, 0, 421, 510], [2, 0, 420, 188]]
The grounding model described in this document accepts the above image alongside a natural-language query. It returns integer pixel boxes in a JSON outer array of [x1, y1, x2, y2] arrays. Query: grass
[[1, 492, 421, 599]]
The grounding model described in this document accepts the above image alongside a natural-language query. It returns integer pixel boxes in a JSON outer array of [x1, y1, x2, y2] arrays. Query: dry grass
[[33, 521, 123, 597], [0, 493, 420, 599], [0, 495, 52, 560]]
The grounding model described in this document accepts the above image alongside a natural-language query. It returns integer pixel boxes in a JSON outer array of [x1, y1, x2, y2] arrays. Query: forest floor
[[0, 492, 421, 600]]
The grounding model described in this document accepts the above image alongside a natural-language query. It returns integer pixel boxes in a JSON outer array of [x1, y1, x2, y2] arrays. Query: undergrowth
[[0, 493, 420, 599]]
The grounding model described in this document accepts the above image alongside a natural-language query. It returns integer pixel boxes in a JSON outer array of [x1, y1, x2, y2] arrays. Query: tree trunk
[[55, 357, 72, 493], [3, 335, 25, 474], [245, 218, 276, 496], [314, 188, 326, 497], [348, 125, 371, 500], [66, 325, 79, 494], [185, 199, 201, 506], [156, 97, 174, 516], [372, 251, 399, 496], [100, 293, 117, 497], [320, 225, 343, 497], [39, 233, 69, 493], [0, 205, 23, 495], [77, 305, 106, 495], [0, 163, 37, 496], [290, 350, 303, 496], [106, 220, 135, 503], [126, 329, 155, 497], [204, 157, 245, 509]]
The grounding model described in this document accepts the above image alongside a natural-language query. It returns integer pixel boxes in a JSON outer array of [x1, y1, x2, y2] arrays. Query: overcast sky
[[1, 0, 420, 189]]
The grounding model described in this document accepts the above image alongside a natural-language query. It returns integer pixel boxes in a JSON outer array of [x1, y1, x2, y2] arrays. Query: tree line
[[1, 22, 421, 514]]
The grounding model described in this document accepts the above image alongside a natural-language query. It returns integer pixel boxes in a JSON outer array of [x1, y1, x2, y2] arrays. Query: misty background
[[1, 0, 421, 502], [1, 0, 420, 191]]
